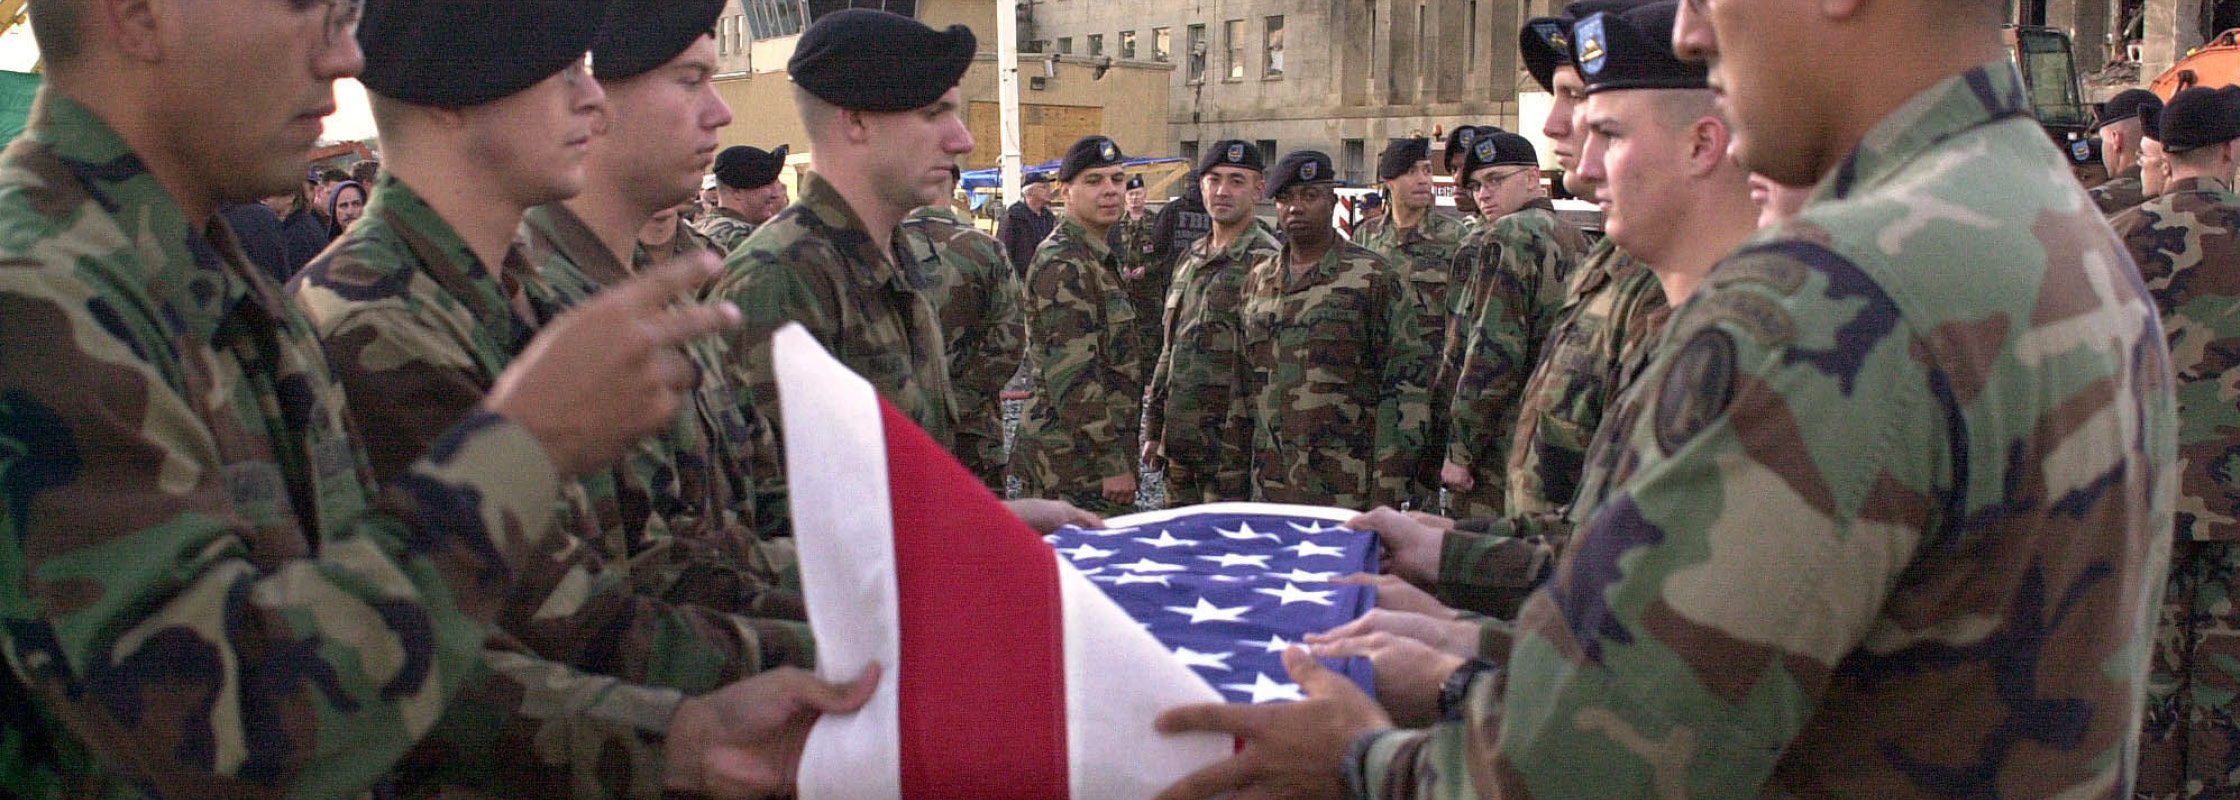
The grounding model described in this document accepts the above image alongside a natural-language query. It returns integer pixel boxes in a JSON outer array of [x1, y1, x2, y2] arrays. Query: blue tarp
[[959, 156, 1187, 191]]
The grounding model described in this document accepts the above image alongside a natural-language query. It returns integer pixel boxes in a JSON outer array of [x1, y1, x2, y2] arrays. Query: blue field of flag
[[1044, 504, 1380, 704]]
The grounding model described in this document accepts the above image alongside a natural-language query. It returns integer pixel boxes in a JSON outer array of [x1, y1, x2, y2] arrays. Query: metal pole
[[998, 0, 1024, 208]]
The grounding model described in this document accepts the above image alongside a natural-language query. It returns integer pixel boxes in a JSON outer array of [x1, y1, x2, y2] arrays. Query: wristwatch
[[1438, 658, 1499, 719]]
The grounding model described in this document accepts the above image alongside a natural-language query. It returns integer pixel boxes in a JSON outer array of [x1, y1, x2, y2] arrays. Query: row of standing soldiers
[[847, 130, 1596, 522]]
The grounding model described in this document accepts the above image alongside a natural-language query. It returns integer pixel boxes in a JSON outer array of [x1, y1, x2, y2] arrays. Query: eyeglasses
[[1464, 169, 1531, 192], [316, 0, 364, 46]]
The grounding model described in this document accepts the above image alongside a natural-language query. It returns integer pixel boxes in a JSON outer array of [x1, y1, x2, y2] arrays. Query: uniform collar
[[1196, 219, 1277, 261], [24, 92, 260, 344], [2162, 175, 2235, 196], [522, 202, 630, 287], [1052, 215, 1114, 260], [793, 170, 921, 291], [361, 173, 544, 336], [1822, 59, 2033, 202]]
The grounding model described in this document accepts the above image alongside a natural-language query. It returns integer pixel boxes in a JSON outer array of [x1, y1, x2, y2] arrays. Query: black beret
[[1461, 131, 1540, 179], [593, 0, 726, 81], [1520, 18, 1576, 93], [1357, 192, 1384, 208], [2161, 86, 2240, 153], [1444, 126, 1498, 168], [360, 0, 608, 108], [788, 9, 976, 112], [1377, 137, 1430, 182], [1126, 174, 1145, 190], [2096, 89, 2164, 131], [2140, 104, 2165, 142], [1057, 135, 1126, 181], [1198, 139, 1266, 173], [1577, 0, 1707, 94], [1267, 150, 1337, 199], [714, 144, 788, 189]]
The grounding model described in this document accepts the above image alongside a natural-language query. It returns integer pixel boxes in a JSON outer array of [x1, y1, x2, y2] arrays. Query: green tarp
[[0, 70, 38, 147]]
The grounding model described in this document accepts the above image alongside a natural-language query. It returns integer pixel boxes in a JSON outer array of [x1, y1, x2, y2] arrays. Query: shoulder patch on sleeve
[[1654, 328, 1737, 455]]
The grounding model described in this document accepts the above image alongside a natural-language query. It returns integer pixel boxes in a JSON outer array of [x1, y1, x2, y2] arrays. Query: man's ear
[[1689, 115, 1731, 177], [105, 0, 166, 63]]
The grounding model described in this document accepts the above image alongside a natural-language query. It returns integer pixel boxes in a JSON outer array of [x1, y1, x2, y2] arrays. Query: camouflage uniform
[[1504, 238, 1667, 517], [2092, 165, 2149, 217], [644, 213, 720, 266], [1354, 61, 2177, 799], [1440, 201, 1590, 518], [1013, 217, 1142, 515], [1239, 241, 1434, 509], [1355, 211, 1468, 502], [0, 92, 671, 798], [1353, 209, 1469, 353], [706, 171, 954, 518], [1112, 210, 1167, 366], [1147, 220, 1281, 505], [693, 205, 757, 254], [291, 179, 808, 702], [903, 205, 1024, 493], [516, 202, 801, 594], [1423, 240, 1669, 620], [2113, 177, 2240, 798]]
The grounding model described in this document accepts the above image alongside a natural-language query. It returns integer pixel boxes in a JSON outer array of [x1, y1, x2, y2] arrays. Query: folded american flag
[[775, 325, 1230, 798], [1047, 504, 1381, 705]]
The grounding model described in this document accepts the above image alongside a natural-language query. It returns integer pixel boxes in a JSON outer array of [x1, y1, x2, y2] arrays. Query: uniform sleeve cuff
[[1347, 727, 1422, 800]]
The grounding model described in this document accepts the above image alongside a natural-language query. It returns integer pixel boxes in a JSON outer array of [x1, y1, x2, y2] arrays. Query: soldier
[[1356, 137, 1469, 330], [1442, 125, 1496, 225], [998, 172, 1059, 273], [1238, 151, 1434, 509], [509, 0, 804, 604], [1437, 130, 1589, 518], [0, 0, 876, 795], [2111, 84, 2240, 800], [2093, 88, 2164, 216], [1144, 140, 1280, 505], [290, 2, 833, 783], [707, 8, 973, 490], [1114, 173, 1168, 366], [699, 143, 790, 253], [1013, 135, 1144, 515], [905, 165, 1026, 493], [1355, 137, 1467, 501], [1155, 0, 2177, 789], [1351, 191, 1386, 234], [2143, 103, 2174, 199]]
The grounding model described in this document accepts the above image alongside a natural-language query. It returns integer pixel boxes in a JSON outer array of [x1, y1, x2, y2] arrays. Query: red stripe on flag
[[882, 401, 1069, 798]]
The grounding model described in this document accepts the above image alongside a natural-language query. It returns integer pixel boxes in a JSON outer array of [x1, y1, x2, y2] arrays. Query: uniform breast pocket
[[1302, 306, 1368, 369]]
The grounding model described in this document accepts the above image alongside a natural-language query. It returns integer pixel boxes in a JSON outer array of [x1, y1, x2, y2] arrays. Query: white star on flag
[[1221, 672, 1307, 704], [1172, 647, 1235, 671], [1216, 522, 1280, 541], [1200, 552, 1274, 569], [1061, 543, 1117, 561], [1241, 634, 1294, 653], [1165, 597, 1254, 624], [1284, 540, 1349, 559], [1135, 530, 1200, 549], [1115, 558, 1189, 573], [1109, 574, 1174, 587], [1255, 582, 1337, 606], [1288, 520, 1343, 535], [1270, 568, 1339, 582]]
